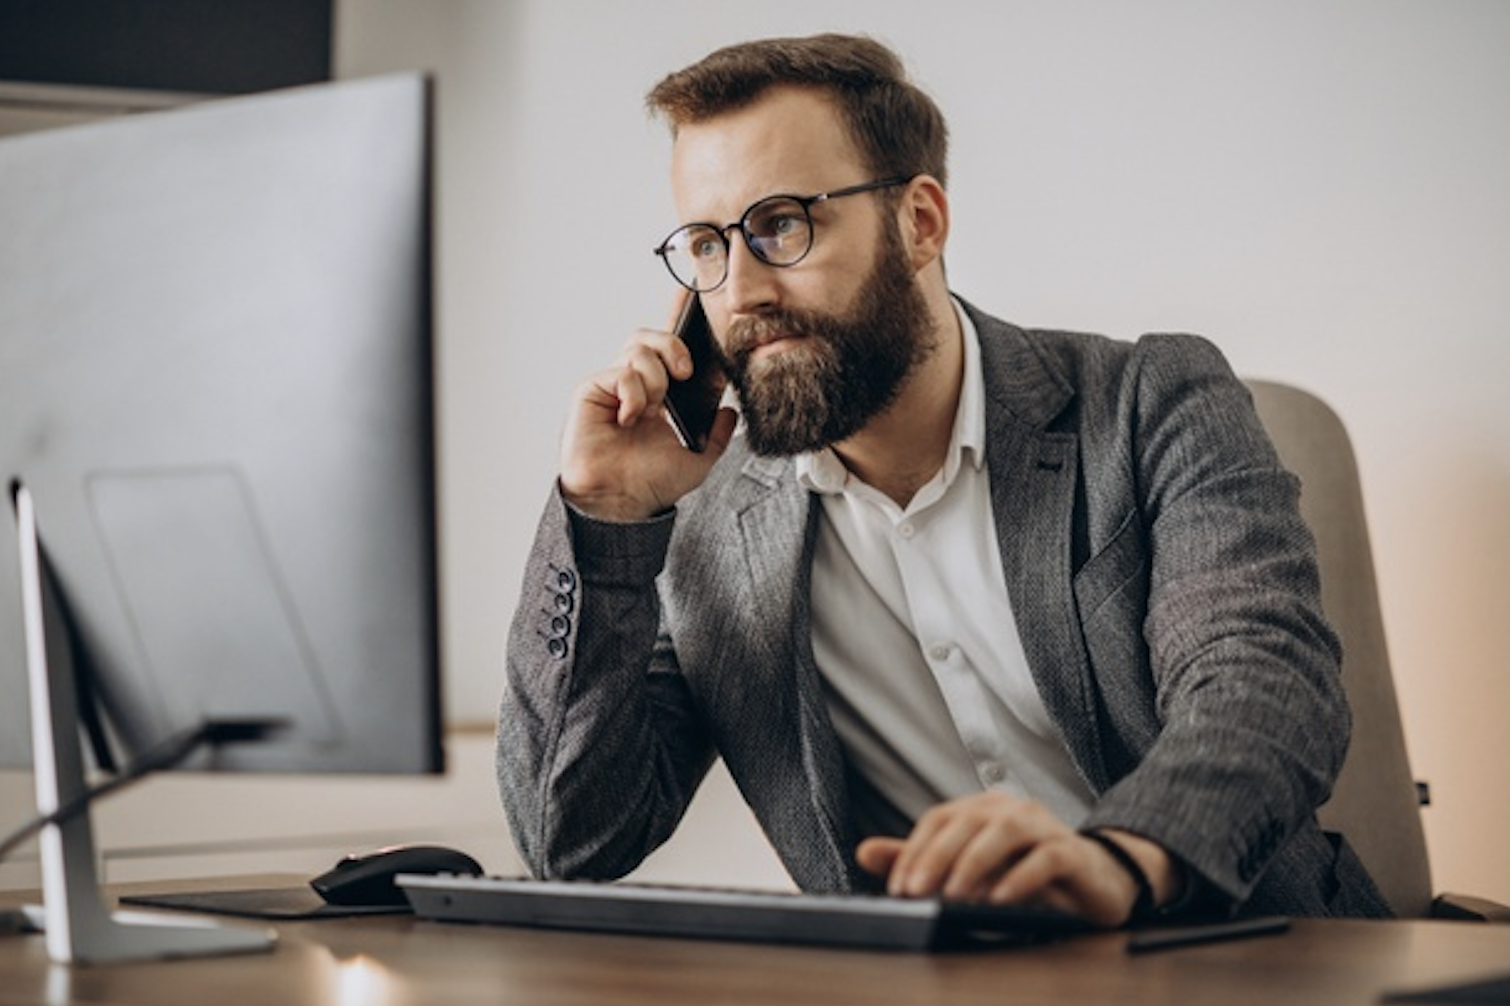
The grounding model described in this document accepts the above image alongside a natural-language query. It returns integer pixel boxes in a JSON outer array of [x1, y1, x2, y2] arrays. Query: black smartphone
[[663, 294, 727, 452]]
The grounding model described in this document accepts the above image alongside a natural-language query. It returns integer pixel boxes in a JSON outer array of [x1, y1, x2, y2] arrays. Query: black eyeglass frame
[[652, 175, 914, 293]]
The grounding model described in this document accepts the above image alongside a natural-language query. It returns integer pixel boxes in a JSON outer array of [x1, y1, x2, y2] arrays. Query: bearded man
[[498, 33, 1390, 926]]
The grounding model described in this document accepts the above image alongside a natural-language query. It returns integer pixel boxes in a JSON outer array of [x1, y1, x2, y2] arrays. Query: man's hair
[[646, 33, 949, 188]]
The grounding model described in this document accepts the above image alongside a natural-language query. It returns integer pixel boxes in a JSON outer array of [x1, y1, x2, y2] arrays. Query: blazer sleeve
[[1074, 334, 1349, 907], [497, 485, 715, 880]]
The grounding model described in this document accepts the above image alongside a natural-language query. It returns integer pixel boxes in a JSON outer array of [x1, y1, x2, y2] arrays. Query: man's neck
[[830, 293, 965, 509]]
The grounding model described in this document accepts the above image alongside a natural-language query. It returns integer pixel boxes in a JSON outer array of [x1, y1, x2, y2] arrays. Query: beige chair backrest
[[1245, 379, 1432, 917]]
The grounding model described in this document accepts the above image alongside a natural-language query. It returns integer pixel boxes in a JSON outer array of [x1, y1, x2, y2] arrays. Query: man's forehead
[[668, 87, 866, 220]]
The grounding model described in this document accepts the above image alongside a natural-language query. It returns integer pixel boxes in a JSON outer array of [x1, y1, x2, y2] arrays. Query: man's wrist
[[560, 483, 662, 524], [1079, 829, 1154, 925], [1100, 828, 1186, 909], [1080, 828, 1189, 925]]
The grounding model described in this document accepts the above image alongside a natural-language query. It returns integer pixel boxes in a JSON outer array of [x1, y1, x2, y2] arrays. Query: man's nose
[[721, 232, 781, 315]]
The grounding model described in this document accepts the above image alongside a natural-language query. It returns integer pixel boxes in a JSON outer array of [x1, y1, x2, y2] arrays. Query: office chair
[[1246, 380, 1508, 921]]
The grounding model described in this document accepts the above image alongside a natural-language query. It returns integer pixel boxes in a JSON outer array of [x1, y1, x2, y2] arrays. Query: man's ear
[[898, 175, 949, 271]]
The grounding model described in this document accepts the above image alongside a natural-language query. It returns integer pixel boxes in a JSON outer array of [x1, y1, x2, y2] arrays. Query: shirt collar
[[797, 297, 985, 496]]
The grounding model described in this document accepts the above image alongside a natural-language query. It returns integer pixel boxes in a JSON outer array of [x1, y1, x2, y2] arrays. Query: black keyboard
[[398, 874, 1091, 951]]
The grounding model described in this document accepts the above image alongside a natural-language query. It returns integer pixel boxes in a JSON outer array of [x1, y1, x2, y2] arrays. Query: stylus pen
[[1126, 915, 1291, 954]]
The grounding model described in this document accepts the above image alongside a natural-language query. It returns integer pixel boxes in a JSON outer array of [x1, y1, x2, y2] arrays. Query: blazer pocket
[[1073, 511, 1158, 758], [1073, 509, 1149, 623]]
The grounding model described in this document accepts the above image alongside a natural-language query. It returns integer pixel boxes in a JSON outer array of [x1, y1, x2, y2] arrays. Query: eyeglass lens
[[661, 195, 814, 292]]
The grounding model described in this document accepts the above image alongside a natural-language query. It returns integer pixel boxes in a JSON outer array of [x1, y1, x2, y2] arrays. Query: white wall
[[3, 0, 1506, 907]]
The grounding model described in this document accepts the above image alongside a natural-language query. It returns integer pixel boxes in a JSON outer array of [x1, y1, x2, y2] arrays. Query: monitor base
[[14, 484, 276, 964]]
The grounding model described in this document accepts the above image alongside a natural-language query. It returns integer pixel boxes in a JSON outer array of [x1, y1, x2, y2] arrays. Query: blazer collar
[[958, 297, 1075, 430]]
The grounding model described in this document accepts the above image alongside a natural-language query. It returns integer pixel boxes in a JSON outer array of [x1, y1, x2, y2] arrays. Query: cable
[[0, 719, 283, 863]]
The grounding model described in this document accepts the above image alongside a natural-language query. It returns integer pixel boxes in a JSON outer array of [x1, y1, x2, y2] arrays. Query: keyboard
[[398, 874, 1091, 951]]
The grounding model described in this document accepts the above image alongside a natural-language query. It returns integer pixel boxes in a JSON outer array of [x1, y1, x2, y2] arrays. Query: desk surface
[[4, 884, 1510, 1006]]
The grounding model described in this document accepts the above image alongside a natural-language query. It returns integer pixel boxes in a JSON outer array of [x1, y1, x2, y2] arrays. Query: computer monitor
[[0, 73, 439, 962]]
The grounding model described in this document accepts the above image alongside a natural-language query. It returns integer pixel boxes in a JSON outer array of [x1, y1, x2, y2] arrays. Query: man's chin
[[743, 425, 830, 458]]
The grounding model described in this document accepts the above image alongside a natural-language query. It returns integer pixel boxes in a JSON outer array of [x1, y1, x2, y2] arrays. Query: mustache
[[724, 310, 835, 361]]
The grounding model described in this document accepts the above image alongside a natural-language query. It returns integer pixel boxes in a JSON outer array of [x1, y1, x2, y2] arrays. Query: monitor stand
[[12, 484, 276, 964]]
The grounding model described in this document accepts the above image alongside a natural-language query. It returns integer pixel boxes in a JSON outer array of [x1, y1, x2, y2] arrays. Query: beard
[[716, 220, 936, 458]]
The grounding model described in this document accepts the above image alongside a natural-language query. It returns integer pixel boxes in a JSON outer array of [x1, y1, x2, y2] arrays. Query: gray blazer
[[499, 302, 1390, 918]]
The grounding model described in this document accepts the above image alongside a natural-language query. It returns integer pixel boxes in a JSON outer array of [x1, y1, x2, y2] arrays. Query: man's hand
[[854, 791, 1182, 928], [558, 308, 737, 523]]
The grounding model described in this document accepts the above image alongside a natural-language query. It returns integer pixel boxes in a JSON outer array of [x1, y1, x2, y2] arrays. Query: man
[[499, 33, 1389, 926]]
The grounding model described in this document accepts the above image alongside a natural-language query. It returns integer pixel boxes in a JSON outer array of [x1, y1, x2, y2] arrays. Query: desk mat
[[120, 886, 409, 920]]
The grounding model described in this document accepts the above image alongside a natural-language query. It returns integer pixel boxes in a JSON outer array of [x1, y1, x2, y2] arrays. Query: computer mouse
[[310, 844, 484, 907]]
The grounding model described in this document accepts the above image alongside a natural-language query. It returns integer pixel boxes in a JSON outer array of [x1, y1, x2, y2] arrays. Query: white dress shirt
[[797, 301, 1095, 837]]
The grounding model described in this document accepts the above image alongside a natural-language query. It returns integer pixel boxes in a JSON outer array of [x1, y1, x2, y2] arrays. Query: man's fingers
[[990, 836, 1136, 927], [886, 811, 981, 897], [881, 793, 1046, 899], [941, 815, 1033, 901], [558, 325, 722, 522], [613, 336, 677, 424], [855, 836, 904, 879]]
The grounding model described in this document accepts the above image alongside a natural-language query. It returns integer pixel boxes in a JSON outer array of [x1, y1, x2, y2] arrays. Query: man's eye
[[678, 229, 722, 260], [750, 212, 800, 238], [747, 199, 807, 241], [768, 214, 803, 238]]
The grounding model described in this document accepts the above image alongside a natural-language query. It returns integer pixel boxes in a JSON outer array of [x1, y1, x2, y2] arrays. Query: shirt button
[[896, 522, 915, 540], [981, 762, 1007, 784], [927, 643, 951, 662]]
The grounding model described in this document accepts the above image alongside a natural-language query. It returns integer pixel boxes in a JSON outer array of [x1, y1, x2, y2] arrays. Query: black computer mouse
[[310, 844, 484, 907]]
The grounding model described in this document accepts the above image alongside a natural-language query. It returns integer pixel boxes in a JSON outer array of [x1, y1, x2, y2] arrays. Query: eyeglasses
[[652, 176, 912, 293]]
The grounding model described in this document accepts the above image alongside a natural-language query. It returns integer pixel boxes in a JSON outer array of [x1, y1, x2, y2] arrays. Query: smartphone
[[663, 294, 728, 452]]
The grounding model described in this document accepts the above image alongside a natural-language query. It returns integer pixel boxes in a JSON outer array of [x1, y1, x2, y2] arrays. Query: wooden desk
[[3, 886, 1510, 1006]]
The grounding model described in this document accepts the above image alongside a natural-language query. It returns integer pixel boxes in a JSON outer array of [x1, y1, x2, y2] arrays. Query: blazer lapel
[[710, 454, 859, 889], [969, 305, 1113, 794]]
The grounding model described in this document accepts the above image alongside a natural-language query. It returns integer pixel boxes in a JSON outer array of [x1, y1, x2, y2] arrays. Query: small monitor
[[0, 73, 440, 778]]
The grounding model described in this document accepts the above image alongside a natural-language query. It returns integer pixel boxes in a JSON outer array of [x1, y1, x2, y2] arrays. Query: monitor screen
[[0, 73, 440, 777]]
